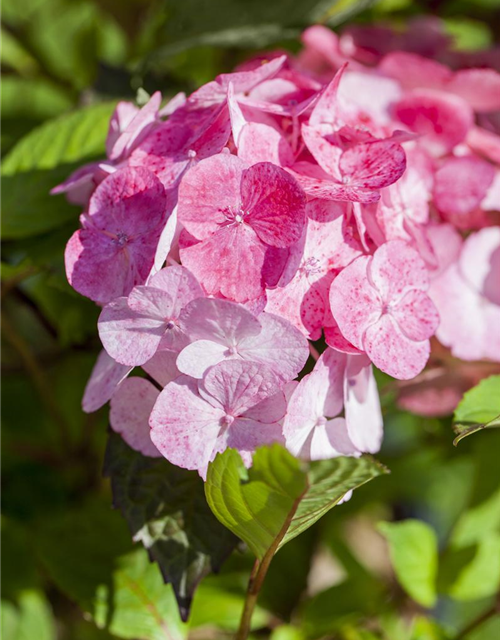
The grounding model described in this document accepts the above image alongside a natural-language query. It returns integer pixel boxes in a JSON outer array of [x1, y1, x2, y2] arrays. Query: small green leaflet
[[453, 375, 500, 445], [205, 444, 387, 561]]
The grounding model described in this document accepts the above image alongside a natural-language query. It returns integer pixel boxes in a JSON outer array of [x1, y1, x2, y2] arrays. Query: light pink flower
[[98, 265, 203, 366], [178, 153, 306, 302], [65, 167, 168, 305], [283, 348, 382, 460], [330, 240, 440, 379], [429, 227, 500, 362], [176, 297, 308, 380], [149, 360, 286, 477], [82, 350, 132, 413]]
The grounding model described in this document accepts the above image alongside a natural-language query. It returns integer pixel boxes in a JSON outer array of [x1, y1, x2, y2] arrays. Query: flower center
[[114, 232, 129, 247], [299, 257, 322, 277], [220, 414, 235, 428], [315, 416, 327, 426]]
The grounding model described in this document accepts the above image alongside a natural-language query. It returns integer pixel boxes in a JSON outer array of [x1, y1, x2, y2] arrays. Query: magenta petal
[[110, 378, 161, 458], [180, 225, 266, 302], [238, 123, 294, 166], [177, 154, 246, 240], [82, 350, 132, 413], [241, 162, 306, 248], [340, 141, 406, 189], [363, 314, 431, 380]]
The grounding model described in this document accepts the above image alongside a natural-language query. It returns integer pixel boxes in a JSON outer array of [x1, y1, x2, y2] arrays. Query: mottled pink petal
[[339, 141, 406, 189], [82, 350, 132, 413], [179, 225, 266, 302], [329, 256, 381, 350], [148, 265, 204, 318], [238, 123, 294, 166], [241, 162, 306, 248], [177, 154, 245, 240], [110, 378, 162, 457], [368, 240, 430, 303], [391, 289, 440, 342], [363, 314, 431, 379]]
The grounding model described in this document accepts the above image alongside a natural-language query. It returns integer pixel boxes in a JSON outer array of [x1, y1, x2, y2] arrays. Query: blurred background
[[2, 1, 500, 639]]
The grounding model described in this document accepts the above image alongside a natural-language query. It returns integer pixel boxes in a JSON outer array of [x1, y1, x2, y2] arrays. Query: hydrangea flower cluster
[[56, 21, 500, 478]]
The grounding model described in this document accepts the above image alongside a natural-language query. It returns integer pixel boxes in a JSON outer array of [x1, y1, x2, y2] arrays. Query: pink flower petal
[[179, 225, 267, 302], [177, 154, 246, 240], [447, 69, 500, 113], [363, 314, 431, 379], [110, 378, 162, 457], [82, 350, 132, 413], [379, 52, 451, 90], [391, 289, 440, 342], [238, 122, 294, 166], [142, 349, 180, 387], [339, 140, 406, 189], [459, 227, 500, 305], [242, 162, 306, 248], [148, 265, 204, 318]]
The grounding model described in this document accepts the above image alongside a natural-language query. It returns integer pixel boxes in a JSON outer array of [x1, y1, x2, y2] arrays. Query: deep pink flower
[[178, 153, 306, 302], [330, 240, 440, 379], [176, 297, 308, 380], [149, 360, 286, 477], [98, 265, 204, 365], [65, 167, 168, 305]]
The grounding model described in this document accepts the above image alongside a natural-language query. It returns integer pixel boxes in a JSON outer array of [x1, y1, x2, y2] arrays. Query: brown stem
[[235, 490, 307, 640]]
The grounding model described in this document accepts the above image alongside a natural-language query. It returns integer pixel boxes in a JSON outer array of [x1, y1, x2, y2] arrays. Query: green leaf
[[103, 432, 238, 622], [378, 520, 438, 608], [453, 376, 500, 444], [1, 102, 115, 239], [1, 591, 56, 640], [205, 444, 386, 561], [449, 534, 500, 601], [37, 501, 187, 640]]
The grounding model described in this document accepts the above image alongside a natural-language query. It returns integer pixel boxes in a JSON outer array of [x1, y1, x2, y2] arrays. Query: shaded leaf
[[1, 591, 56, 640], [205, 444, 387, 561], [378, 520, 438, 608], [104, 432, 238, 622]]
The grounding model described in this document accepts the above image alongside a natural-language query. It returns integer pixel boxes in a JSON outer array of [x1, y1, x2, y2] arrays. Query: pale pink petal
[[242, 162, 306, 248], [149, 375, 226, 472], [343, 355, 383, 454], [340, 141, 406, 189], [200, 360, 282, 417], [391, 289, 440, 342], [177, 154, 246, 240], [142, 349, 180, 387], [363, 314, 431, 380], [110, 378, 162, 457], [242, 390, 287, 424], [176, 341, 230, 379], [237, 312, 309, 381], [106, 101, 139, 157], [82, 350, 132, 413], [308, 64, 347, 132], [238, 123, 294, 166], [426, 223, 463, 275], [308, 418, 358, 461], [392, 90, 473, 156], [379, 52, 451, 90], [447, 69, 500, 113], [301, 125, 343, 179], [459, 227, 500, 304], [148, 264, 204, 318], [329, 256, 381, 350], [368, 240, 430, 303], [151, 208, 179, 275], [179, 225, 266, 302], [467, 126, 500, 164], [98, 295, 168, 366]]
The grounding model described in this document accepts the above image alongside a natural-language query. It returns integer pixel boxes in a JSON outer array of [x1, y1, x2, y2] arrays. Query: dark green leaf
[[104, 432, 238, 621], [205, 444, 387, 561]]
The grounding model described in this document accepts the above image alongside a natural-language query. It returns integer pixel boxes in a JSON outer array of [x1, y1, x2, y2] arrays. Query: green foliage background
[[2, 0, 500, 639]]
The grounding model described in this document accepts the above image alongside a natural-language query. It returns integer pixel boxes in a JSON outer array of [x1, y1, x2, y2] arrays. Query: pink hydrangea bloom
[[330, 240, 440, 379], [176, 297, 308, 380], [82, 350, 132, 413], [65, 167, 169, 305], [429, 227, 500, 361], [149, 360, 286, 477], [98, 265, 204, 365], [178, 153, 306, 302]]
